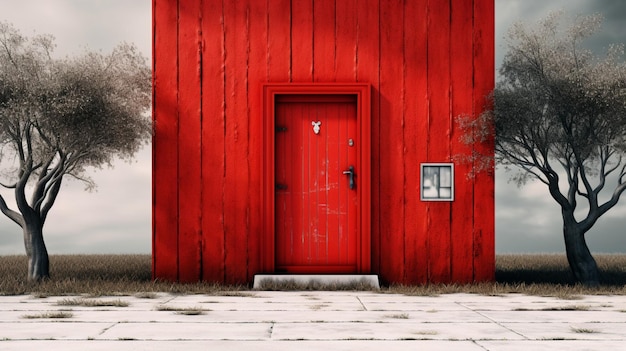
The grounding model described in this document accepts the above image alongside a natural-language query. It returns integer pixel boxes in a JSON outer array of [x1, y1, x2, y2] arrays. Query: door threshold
[[253, 274, 380, 290]]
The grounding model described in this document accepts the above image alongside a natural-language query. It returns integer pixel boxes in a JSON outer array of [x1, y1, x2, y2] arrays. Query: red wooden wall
[[152, 0, 495, 285]]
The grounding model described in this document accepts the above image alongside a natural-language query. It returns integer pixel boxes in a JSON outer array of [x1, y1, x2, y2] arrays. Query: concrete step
[[253, 274, 380, 290]]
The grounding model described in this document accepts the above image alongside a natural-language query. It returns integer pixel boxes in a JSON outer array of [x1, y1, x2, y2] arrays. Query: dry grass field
[[0, 254, 625, 296]]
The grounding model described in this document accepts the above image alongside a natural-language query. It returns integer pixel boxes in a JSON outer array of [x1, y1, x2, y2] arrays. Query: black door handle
[[342, 166, 355, 190]]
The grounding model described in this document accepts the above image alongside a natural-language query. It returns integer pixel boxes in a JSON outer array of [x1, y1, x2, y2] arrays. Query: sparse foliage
[[461, 13, 626, 286], [0, 22, 151, 281]]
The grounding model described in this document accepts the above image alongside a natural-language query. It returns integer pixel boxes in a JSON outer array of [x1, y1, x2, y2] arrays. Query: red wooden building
[[152, 0, 495, 285]]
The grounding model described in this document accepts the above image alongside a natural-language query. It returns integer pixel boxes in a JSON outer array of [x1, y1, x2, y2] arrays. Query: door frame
[[262, 83, 371, 274]]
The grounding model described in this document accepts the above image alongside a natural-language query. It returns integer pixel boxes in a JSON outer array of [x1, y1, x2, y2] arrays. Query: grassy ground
[[0, 254, 625, 296]]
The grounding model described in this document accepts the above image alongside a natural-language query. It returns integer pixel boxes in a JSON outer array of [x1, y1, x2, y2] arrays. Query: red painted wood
[[223, 0, 250, 284], [275, 96, 358, 272], [262, 84, 371, 274], [291, 0, 313, 81], [153, 0, 495, 285], [473, 0, 496, 282], [403, 0, 429, 284], [246, 0, 267, 281], [273, 101, 291, 267], [335, 0, 357, 81], [152, 0, 178, 281], [357, 83, 372, 274], [450, 0, 476, 283], [328, 105, 342, 264], [378, 0, 405, 284], [200, 0, 225, 282], [262, 88, 276, 273], [313, 0, 336, 82], [177, 0, 202, 283], [426, 0, 452, 283], [268, 0, 291, 81], [355, 0, 380, 275]]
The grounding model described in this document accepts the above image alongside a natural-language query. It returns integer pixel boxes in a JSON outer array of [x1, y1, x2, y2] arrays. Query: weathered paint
[[274, 96, 358, 272], [262, 84, 372, 276], [152, 0, 495, 285]]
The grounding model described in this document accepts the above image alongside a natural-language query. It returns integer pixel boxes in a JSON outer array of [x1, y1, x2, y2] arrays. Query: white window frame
[[420, 163, 454, 201]]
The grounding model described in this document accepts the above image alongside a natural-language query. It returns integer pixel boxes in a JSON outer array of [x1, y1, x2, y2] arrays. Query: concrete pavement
[[1, 291, 625, 350]]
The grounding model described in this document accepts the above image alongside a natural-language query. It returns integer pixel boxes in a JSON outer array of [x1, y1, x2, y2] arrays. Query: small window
[[421, 163, 454, 201]]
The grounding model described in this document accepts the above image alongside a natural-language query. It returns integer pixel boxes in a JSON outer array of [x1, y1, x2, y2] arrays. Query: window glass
[[421, 163, 454, 201]]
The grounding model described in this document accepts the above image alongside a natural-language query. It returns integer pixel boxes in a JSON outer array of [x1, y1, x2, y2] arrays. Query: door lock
[[342, 166, 355, 190]]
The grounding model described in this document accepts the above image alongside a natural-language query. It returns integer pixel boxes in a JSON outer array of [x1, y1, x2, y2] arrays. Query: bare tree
[[0, 22, 151, 281], [461, 13, 626, 286]]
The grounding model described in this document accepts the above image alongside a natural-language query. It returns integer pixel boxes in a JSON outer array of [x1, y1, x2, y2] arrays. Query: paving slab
[[502, 321, 626, 340], [0, 321, 111, 340], [161, 301, 366, 311], [480, 310, 626, 323], [97, 322, 273, 341], [271, 321, 525, 341], [0, 340, 486, 351], [479, 340, 626, 351], [1, 292, 626, 351]]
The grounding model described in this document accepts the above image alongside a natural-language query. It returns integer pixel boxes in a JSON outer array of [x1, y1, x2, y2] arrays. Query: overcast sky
[[0, 0, 625, 255]]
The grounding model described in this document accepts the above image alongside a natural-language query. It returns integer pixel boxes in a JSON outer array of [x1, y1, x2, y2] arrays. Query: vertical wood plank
[[246, 0, 267, 280], [427, 0, 452, 282], [268, 0, 291, 81], [328, 104, 341, 263], [291, 0, 313, 81], [335, 0, 357, 81], [313, 105, 327, 262], [300, 104, 311, 265], [265, 0, 298, 269], [378, 0, 405, 284], [345, 102, 358, 267], [313, 0, 336, 81], [449, 0, 476, 283], [177, 0, 203, 283], [223, 0, 250, 284], [473, 0, 495, 282], [356, 0, 380, 275], [200, 0, 226, 282], [403, 0, 429, 284], [152, 0, 179, 281], [274, 102, 291, 267]]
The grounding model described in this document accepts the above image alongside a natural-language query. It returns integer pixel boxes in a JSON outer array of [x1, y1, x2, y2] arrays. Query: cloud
[[0, 147, 152, 255], [496, 169, 564, 253], [42, 147, 152, 254], [494, 0, 624, 69], [496, 165, 626, 254], [1, 0, 151, 59]]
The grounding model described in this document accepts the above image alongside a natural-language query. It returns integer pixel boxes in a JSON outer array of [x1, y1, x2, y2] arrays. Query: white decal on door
[[312, 121, 321, 135]]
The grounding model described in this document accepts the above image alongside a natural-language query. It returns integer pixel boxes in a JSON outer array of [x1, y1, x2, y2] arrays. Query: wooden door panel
[[275, 97, 357, 272]]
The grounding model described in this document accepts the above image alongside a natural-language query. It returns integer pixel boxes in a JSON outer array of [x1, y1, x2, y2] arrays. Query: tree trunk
[[563, 223, 599, 287], [23, 223, 50, 281]]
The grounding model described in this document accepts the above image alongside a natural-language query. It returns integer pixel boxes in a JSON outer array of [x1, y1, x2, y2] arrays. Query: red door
[[274, 95, 358, 273]]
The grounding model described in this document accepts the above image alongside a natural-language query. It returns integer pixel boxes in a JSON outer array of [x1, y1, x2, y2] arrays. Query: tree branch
[[0, 181, 17, 189], [0, 194, 24, 228], [33, 155, 67, 213], [40, 176, 62, 224], [31, 153, 62, 211], [581, 181, 626, 233]]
